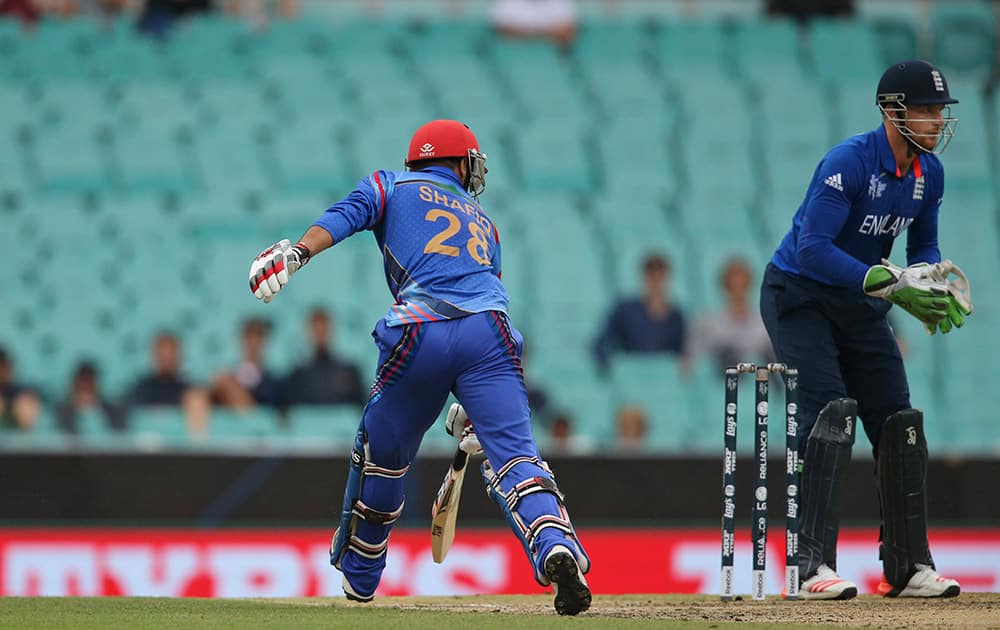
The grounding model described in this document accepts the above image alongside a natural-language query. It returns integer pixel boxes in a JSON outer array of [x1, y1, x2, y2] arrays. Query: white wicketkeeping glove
[[880, 258, 973, 334], [446, 403, 483, 455], [249, 239, 310, 303]]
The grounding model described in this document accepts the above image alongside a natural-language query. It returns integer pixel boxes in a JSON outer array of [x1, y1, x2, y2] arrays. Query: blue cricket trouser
[[759, 263, 911, 455], [340, 310, 577, 595]]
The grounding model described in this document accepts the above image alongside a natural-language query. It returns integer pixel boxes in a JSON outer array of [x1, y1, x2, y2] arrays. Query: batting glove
[[446, 403, 483, 455], [249, 239, 310, 303]]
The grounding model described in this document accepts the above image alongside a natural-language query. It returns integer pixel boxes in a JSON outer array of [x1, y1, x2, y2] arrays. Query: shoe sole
[[802, 586, 858, 601], [545, 552, 592, 616], [882, 584, 961, 598]]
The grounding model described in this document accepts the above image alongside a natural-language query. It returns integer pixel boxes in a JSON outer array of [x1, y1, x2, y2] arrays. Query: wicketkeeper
[[761, 60, 971, 599], [249, 120, 591, 615]]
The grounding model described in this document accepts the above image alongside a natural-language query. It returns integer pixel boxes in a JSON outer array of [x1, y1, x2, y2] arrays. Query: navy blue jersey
[[313, 166, 507, 326], [771, 125, 944, 290]]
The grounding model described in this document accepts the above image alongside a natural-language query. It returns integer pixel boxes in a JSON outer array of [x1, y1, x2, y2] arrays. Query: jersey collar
[[879, 124, 922, 179], [417, 165, 466, 188]]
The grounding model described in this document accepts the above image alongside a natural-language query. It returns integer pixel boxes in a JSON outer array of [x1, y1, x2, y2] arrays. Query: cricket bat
[[430, 445, 471, 563]]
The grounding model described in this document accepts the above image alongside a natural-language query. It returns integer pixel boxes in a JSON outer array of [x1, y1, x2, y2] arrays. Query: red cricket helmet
[[405, 120, 488, 197]]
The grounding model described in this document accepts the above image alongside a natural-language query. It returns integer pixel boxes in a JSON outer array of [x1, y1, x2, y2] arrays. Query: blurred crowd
[[1, 253, 779, 451], [0, 307, 365, 436], [0, 0, 298, 34], [0, 0, 866, 453], [0, 0, 857, 39]]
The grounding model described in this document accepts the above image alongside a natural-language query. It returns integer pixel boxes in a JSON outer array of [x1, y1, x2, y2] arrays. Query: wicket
[[720, 362, 799, 601]]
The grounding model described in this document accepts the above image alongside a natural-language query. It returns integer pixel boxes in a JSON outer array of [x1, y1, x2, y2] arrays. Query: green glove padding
[[924, 294, 972, 335], [863, 265, 949, 325]]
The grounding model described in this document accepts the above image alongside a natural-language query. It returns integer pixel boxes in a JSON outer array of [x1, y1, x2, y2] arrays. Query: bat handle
[[452, 447, 469, 472]]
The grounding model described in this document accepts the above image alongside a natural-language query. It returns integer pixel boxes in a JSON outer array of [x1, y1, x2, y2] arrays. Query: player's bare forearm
[[298, 225, 334, 257]]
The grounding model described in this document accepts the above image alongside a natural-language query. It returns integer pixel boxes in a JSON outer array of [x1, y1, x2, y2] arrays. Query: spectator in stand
[[547, 410, 593, 454], [0, 346, 41, 432], [75, 0, 130, 20], [210, 318, 282, 411], [692, 257, 774, 372], [126, 331, 209, 435], [0, 0, 41, 25], [56, 360, 126, 434], [491, 0, 577, 50], [592, 252, 689, 374], [283, 308, 365, 407], [219, 0, 297, 28], [137, 0, 213, 39], [614, 403, 647, 451], [766, 0, 854, 22]]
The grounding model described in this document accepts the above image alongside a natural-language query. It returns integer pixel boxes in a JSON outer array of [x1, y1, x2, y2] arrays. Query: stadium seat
[[732, 18, 803, 84], [807, 19, 882, 84], [931, 2, 995, 80], [653, 19, 730, 75], [111, 117, 197, 195], [4, 8, 998, 456], [206, 408, 281, 443], [89, 20, 170, 82], [285, 405, 362, 445], [11, 18, 99, 81], [608, 355, 702, 450], [129, 408, 192, 449], [513, 120, 596, 193], [491, 39, 593, 127], [165, 16, 256, 81], [596, 117, 677, 195], [260, 119, 355, 196], [937, 79, 990, 193]]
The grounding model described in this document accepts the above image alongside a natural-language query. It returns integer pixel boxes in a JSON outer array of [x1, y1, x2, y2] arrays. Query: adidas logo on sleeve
[[824, 173, 843, 191]]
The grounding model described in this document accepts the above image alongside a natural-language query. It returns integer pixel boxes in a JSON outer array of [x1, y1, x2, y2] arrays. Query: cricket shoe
[[799, 564, 858, 600], [544, 545, 591, 616], [342, 576, 375, 603], [878, 564, 960, 598]]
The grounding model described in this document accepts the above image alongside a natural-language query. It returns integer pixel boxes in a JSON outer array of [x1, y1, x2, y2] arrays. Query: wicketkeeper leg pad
[[481, 455, 590, 586], [799, 397, 857, 579], [878, 408, 934, 588], [329, 427, 408, 598]]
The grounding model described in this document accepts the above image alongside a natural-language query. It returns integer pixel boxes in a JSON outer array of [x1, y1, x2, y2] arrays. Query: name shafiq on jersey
[[376, 171, 509, 327]]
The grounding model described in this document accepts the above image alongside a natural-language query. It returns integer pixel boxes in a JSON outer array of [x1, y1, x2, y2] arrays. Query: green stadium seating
[[112, 118, 198, 195], [206, 408, 281, 445], [130, 408, 191, 448], [10, 18, 99, 82], [931, 2, 995, 80], [261, 119, 355, 195], [938, 79, 990, 192], [514, 119, 596, 193], [88, 20, 170, 83], [608, 355, 703, 450], [653, 19, 730, 74], [165, 17, 256, 81], [807, 19, 883, 84], [3, 7, 999, 453], [26, 117, 114, 195], [732, 18, 803, 83], [285, 405, 363, 444]]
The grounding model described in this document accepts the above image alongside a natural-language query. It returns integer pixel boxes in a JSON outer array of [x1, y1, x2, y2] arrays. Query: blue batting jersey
[[313, 166, 507, 326], [771, 125, 944, 290]]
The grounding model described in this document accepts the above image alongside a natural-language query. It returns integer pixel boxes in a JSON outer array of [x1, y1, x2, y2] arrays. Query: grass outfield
[[3, 594, 999, 629]]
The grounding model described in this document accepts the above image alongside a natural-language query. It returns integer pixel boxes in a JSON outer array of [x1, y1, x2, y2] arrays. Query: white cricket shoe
[[800, 563, 858, 600], [878, 564, 961, 598], [544, 545, 591, 616]]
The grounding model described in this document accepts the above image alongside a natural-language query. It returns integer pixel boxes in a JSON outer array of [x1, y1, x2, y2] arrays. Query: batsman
[[248, 120, 591, 615], [761, 60, 972, 599]]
